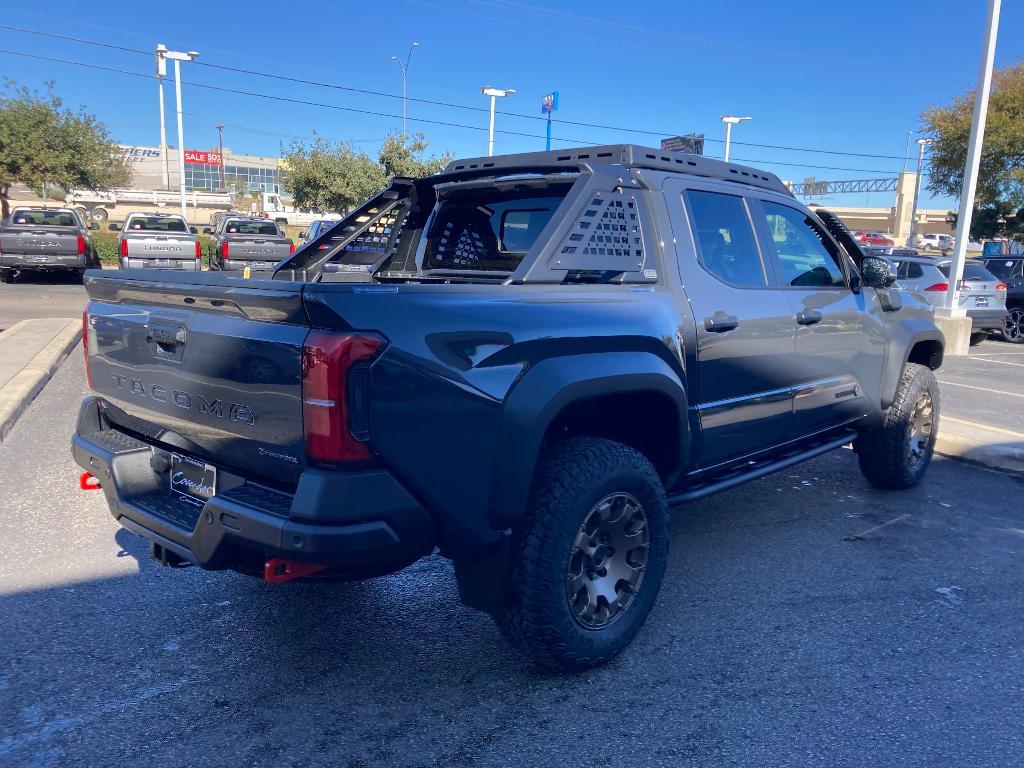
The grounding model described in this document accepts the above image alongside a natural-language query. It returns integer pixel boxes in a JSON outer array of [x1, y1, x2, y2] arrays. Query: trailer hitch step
[[264, 558, 328, 584]]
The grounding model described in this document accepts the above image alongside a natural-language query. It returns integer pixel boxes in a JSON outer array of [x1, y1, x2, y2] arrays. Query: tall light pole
[[943, 0, 1002, 315], [481, 86, 516, 156], [216, 123, 226, 190], [391, 42, 418, 137], [721, 115, 752, 162], [907, 137, 933, 247], [157, 47, 199, 220], [155, 44, 170, 190]]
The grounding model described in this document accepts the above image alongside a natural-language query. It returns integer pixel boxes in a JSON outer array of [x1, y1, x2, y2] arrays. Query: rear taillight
[[925, 282, 949, 292], [76, 235, 86, 256], [996, 283, 1007, 291], [221, 241, 229, 259], [82, 309, 92, 390], [119, 239, 127, 258], [301, 331, 385, 463], [195, 240, 202, 259], [289, 242, 296, 254]]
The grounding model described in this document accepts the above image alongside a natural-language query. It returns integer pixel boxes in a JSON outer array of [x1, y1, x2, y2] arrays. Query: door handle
[[704, 313, 740, 333], [796, 309, 822, 326]]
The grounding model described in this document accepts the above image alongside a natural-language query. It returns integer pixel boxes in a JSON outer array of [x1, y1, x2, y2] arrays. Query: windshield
[[127, 215, 187, 233], [9, 209, 77, 227], [225, 220, 280, 236]]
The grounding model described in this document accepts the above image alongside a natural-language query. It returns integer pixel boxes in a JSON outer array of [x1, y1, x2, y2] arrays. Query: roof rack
[[443, 144, 791, 197]]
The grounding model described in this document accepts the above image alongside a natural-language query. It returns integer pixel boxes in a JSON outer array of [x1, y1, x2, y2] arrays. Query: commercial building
[[120, 145, 284, 194]]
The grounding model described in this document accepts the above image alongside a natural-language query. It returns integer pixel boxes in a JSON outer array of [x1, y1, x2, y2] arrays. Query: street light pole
[[155, 44, 170, 190], [160, 48, 199, 220], [391, 42, 418, 137], [720, 115, 752, 162], [943, 0, 1001, 314], [907, 137, 933, 248], [216, 123, 225, 190], [481, 86, 516, 156]]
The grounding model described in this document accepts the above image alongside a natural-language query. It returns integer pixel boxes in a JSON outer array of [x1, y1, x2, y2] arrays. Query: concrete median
[[935, 415, 1024, 475]]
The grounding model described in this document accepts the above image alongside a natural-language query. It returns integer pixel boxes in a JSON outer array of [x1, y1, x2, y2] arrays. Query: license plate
[[250, 261, 269, 269], [169, 453, 217, 506], [153, 259, 171, 267], [975, 296, 989, 307], [32, 255, 49, 262]]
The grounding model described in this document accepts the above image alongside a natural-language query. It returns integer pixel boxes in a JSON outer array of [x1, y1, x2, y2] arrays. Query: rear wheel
[[969, 331, 989, 346], [1003, 308, 1024, 344], [856, 363, 939, 490], [498, 437, 668, 671]]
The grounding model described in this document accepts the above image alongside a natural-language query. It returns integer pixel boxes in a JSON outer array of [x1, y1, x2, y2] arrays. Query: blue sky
[[1, 0, 1020, 209]]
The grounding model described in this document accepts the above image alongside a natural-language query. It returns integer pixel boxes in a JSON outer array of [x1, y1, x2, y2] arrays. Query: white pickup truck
[[257, 192, 340, 228]]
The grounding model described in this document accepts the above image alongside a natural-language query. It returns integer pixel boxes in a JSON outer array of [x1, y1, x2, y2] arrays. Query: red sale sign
[[184, 150, 223, 165]]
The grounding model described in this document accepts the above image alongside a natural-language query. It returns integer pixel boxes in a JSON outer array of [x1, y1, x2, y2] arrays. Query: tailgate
[[124, 235, 196, 259], [85, 272, 311, 485], [226, 238, 292, 262], [1, 228, 79, 256]]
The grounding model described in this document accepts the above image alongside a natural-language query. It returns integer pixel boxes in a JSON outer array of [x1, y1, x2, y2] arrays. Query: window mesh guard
[[552, 189, 649, 276]]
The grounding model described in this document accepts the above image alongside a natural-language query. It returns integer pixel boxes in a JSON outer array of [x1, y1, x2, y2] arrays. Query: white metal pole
[[173, 59, 188, 220], [487, 95, 496, 156], [402, 68, 407, 136], [943, 0, 1001, 313], [908, 140, 928, 247], [723, 122, 733, 162], [158, 76, 170, 190]]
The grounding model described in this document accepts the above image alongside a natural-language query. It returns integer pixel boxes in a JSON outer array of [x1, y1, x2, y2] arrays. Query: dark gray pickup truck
[[0, 207, 99, 282], [207, 216, 294, 274], [71, 145, 944, 670]]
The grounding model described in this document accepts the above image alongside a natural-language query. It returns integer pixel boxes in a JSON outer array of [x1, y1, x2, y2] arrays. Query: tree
[[0, 81, 132, 218], [282, 132, 451, 213], [922, 62, 1024, 240]]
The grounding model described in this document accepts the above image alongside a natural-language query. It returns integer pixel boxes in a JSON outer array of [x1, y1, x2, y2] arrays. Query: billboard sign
[[184, 150, 223, 165], [660, 134, 705, 155], [541, 92, 559, 114]]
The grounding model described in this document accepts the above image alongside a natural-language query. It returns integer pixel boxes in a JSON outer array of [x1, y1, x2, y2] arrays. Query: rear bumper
[[966, 308, 1009, 330], [1, 254, 86, 270], [71, 397, 436, 574], [121, 258, 200, 270], [219, 258, 278, 272]]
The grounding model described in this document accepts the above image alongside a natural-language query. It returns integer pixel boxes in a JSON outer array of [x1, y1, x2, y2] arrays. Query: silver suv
[[890, 254, 1007, 344]]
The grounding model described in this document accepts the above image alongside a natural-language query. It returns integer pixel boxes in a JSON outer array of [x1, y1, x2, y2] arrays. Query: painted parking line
[[942, 414, 1024, 438], [968, 356, 1024, 368], [937, 379, 1024, 399]]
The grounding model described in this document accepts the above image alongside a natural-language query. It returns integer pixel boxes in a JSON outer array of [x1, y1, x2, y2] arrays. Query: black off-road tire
[[969, 332, 988, 346], [856, 363, 940, 490], [498, 437, 668, 672]]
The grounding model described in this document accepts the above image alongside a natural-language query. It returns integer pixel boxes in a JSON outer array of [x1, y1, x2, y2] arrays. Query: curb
[[935, 418, 1024, 476], [0, 321, 82, 442]]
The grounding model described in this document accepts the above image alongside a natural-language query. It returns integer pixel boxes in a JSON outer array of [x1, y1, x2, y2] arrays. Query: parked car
[[854, 231, 894, 247], [915, 233, 954, 253], [206, 216, 295, 274], [112, 213, 201, 270], [981, 254, 1024, 343], [890, 254, 1007, 344], [73, 144, 944, 671], [0, 207, 100, 283]]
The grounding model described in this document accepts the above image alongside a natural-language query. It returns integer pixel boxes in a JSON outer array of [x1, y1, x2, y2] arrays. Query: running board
[[668, 430, 856, 505]]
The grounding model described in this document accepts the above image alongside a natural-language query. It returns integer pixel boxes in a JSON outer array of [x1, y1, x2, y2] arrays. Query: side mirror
[[861, 256, 895, 288], [190, 226, 198, 234], [107, 223, 118, 231], [203, 227, 213, 234], [89, 222, 100, 230], [299, 231, 307, 239]]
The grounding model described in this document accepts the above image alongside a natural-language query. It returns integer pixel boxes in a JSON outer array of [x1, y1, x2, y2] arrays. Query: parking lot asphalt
[[0, 273, 87, 330], [2, 354, 1023, 767], [937, 338, 1024, 434]]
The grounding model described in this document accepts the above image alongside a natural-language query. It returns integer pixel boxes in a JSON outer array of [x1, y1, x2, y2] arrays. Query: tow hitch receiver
[[79, 472, 101, 491], [264, 558, 328, 584]]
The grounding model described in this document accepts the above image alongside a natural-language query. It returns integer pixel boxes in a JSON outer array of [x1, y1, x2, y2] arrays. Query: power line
[[0, 23, 911, 161], [0, 48, 905, 176]]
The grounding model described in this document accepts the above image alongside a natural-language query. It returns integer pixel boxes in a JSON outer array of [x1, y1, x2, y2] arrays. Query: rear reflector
[[119, 238, 128, 258], [301, 332, 385, 463], [221, 241, 229, 259], [77, 235, 86, 256], [924, 282, 949, 292], [195, 240, 202, 259], [82, 309, 92, 389]]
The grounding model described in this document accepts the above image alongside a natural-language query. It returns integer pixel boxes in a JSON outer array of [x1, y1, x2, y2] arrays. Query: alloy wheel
[[907, 390, 934, 469], [566, 492, 650, 630], [1005, 309, 1024, 342]]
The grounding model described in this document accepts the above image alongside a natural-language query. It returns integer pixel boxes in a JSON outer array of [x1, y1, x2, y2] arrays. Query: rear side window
[[938, 263, 996, 281], [761, 202, 846, 288], [127, 216, 187, 233], [896, 262, 924, 279], [10, 209, 77, 227], [685, 190, 766, 288], [984, 259, 1022, 279]]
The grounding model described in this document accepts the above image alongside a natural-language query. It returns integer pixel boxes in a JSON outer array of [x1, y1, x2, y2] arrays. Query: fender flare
[[881, 320, 944, 409], [488, 351, 689, 530]]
